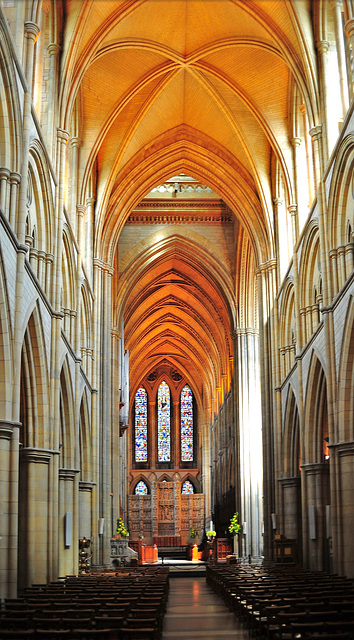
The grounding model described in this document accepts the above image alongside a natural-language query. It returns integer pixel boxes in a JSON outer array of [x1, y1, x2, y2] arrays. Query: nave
[[161, 576, 247, 640]]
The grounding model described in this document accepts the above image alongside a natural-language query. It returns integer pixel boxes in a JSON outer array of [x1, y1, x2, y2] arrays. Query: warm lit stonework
[[0, 0, 353, 599]]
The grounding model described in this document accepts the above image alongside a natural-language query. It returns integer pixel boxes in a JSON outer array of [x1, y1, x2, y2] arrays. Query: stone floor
[[161, 576, 249, 640]]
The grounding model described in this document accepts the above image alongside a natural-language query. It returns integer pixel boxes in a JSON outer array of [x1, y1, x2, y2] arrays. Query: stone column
[[255, 260, 278, 560], [345, 19, 354, 100], [0, 168, 10, 217], [331, 1, 349, 116], [233, 328, 263, 558], [301, 462, 330, 571], [18, 448, 52, 589], [92, 260, 114, 562], [70, 138, 82, 237], [0, 422, 20, 599], [111, 329, 121, 536], [46, 44, 61, 160], [288, 204, 298, 248], [280, 476, 301, 541], [9, 172, 21, 229], [23, 22, 40, 92], [85, 197, 95, 284], [330, 442, 354, 577], [58, 468, 79, 578], [273, 198, 283, 285], [291, 135, 302, 240], [316, 40, 330, 158], [309, 125, 324, 193]]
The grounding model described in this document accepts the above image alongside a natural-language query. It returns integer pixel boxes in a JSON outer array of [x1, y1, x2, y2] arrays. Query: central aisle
[[161, 575, 249, 640]]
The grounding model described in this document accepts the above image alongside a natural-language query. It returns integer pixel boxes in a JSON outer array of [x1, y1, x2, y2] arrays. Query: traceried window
[[158, 380, 170, 461], [181, 480, 194, 494], [181, 384, 193, 461], [135, 386, 148, 462], [134, 480, 148, 494]]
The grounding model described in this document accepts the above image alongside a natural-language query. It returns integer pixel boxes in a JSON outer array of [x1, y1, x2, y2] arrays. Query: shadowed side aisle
[[161, 576, 249, 640]]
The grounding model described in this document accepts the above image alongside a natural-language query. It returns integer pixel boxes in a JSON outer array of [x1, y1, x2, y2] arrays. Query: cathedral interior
[[0, 0, 354, 600]]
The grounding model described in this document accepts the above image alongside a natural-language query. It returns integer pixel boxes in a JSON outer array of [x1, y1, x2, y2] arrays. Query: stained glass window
[[135, 386, 148, 462], [134, 480, 148, 494], [158, 380, 170, 461], [181, 384, 193, 461], [181, 480, 194, 494]]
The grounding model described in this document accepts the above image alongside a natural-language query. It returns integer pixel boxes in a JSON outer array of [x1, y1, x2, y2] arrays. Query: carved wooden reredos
[[128, 480, 205, 546]]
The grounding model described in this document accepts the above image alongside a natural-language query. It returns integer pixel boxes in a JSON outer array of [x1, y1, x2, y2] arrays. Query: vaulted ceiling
[[60, 0, 318, 413]]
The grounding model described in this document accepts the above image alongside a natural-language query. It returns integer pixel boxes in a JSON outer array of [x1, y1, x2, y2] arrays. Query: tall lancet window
[[135, 386, 148, 461], [158, 380, 170, 461], [181, 384, 193, 461]]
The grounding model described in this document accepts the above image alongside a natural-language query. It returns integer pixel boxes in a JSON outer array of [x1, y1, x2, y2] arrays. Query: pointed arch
[[59, 356, 75, 470], [134, 479, 149, 494], [303, 352, 328, 464], [134, 385, 148, 462], [20, 305, 50, 449], [0, 242, 13, 418], [157, 380, 171, 462], [79, 387, 92, 481], [282, 385, 301, 477], [180, 383, 193, 462], [0, 17, 22, 171], [337, 296, 354, 442]]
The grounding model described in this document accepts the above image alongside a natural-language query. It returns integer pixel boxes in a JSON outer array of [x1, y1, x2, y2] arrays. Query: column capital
[[255, 258, 277, 276], [300, 461, 329, 474], [93, 258, 114, 275], [57, 128, 70, 144], [0, 167, 10, 180], [20, 447, 53, 463], [287, 203, 298, 216], [316, 40, 330, 54], [70, 136, 82, 149], [291, 136, 302, 147], [47, 43, 60, 57], [77, 204, 86, 216], [10, 171, 21, 185], [232, 327, 259, 340], [111, 328, 122, 340], [345, 18, 354, 37], [0, 420, 21, 440], [59, 468, 80, 481], [330, 0, 343, 8], [86, 197, 95, 206], [273, 198, 283, 207], [309, 125, 323, 141], [24, 21, 40, 42]]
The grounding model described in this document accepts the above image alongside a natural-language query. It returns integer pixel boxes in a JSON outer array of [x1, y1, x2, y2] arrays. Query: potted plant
[[115, 517, 129, 539], [229, 512, 241, 556], [206, 529, 216, 541], [190, 525, 199, 541]]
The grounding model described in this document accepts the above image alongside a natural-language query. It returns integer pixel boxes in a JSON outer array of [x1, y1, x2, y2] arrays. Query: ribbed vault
[[58, 0, 320, 417]]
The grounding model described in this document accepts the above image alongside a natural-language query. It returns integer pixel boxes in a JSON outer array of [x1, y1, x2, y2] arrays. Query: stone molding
[[59, 468, 80, 481], [20, 448, 53, 464], [79, 481, 95, 492], [0, 420, 21, 440]]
